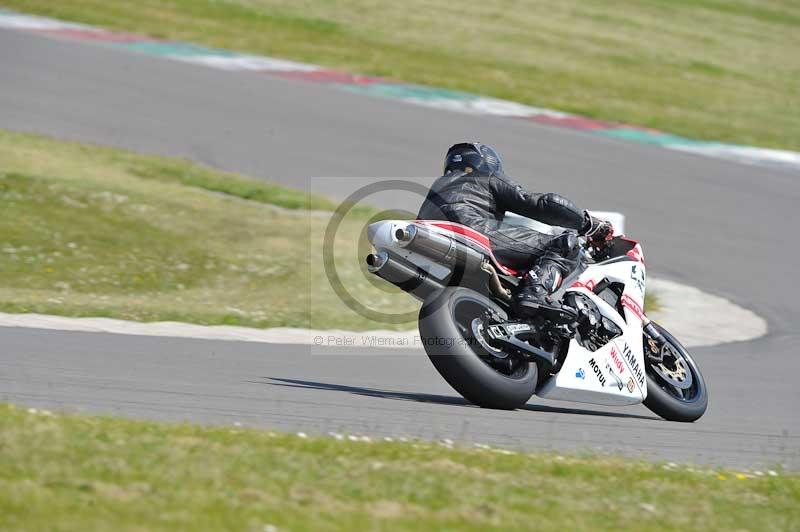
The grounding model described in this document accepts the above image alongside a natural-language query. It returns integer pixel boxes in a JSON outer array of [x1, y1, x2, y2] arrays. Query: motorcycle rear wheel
[[418, 287, 537, 410], [643, 322, 708, 422]]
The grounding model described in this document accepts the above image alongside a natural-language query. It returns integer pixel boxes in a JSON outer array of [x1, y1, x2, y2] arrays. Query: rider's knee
[[551, 231, 579, 255]]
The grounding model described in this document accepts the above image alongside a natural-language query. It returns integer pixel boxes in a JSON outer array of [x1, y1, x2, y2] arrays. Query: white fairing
[[368, 217, 648, 407], [537, 258, 648, 406]]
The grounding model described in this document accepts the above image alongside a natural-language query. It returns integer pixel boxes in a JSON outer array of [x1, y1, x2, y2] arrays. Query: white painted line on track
[[171, 54, 322, 72], [0, 12, 89, 30]]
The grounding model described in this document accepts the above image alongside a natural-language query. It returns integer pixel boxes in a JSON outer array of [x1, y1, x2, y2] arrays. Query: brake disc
[[652, 343, 693, 390]]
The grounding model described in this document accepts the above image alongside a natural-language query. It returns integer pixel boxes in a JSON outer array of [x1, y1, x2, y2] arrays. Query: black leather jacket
[[417, 171, 587, 233], [417, 171, 588, 269]]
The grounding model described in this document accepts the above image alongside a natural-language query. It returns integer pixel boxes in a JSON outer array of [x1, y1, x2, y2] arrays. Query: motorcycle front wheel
[[418, 287, 537, 410], [643, 322, 708, 422]]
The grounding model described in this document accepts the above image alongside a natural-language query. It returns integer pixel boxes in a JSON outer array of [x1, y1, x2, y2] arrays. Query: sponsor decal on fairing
[[622, 342, 646, 388], [605, 361, 624, 391], [587, 357, 606, 387], [609, 346, 626, 375], [631, 264, 645, 296]]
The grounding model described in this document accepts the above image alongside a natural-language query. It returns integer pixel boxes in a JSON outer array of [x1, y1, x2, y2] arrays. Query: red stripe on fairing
[[271, 70, 389, 85], [621, 294, 644, 321], [571, 279, 597, 290], [416, 220, 519, 276], [625, 242, 644, 263], [527, 115, 615, 130], [33, 28, 151, 43]]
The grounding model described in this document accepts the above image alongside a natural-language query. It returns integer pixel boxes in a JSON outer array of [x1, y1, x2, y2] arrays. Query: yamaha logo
[[622, 343, 646, 387]]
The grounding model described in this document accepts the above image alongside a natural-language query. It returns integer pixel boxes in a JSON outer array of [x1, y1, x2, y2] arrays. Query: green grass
[[0, 404, 796, 531], [0, 129, 417, 330], [2, 0, 799, 150], [124, 158, 338, 213]]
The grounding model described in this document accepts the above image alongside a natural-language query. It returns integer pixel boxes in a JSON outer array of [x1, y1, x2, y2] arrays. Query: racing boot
[[514, 231, 583, 320], [514, 258, 570, 318]]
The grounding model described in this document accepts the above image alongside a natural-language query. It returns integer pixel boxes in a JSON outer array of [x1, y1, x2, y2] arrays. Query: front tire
[[418, 287, 537, 409], [643, 322, 708, 422]]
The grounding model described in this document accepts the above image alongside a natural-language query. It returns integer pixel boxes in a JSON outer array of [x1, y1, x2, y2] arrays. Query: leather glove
[[581, 212, 614, 245]]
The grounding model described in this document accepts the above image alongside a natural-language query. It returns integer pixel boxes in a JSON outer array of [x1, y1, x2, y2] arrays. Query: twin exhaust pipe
[[366, 223, 510, 302], [366, 250, 442, 300]]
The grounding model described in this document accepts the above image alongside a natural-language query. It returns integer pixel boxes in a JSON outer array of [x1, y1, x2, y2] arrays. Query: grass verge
[[2, 0, 799, 150], [0, 129, 417, 330], [0, 404, 797, 531]]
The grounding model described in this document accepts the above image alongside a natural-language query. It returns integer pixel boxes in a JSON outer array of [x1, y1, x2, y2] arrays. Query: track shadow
[[263, 377, 659, 421]]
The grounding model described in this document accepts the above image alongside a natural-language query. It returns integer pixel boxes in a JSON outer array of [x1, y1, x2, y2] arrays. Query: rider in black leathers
[[417, 142, 612, 316]]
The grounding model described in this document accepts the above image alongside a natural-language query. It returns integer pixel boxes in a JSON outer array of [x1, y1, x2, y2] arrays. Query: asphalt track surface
[[1, 29, 798, 468]]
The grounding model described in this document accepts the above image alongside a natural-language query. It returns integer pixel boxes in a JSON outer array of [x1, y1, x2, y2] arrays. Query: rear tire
[[643, 323, 708, 422], [418, 287, 537, 410]]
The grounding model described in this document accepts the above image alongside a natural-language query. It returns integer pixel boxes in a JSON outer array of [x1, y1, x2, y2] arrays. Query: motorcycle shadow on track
[[263, 378, 659, 421]]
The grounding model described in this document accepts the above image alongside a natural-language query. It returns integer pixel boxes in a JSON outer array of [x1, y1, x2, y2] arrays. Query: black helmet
[[443, 142, 504, 177]]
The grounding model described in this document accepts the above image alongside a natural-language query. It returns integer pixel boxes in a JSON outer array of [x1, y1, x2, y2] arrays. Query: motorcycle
[[365, 215, 708, 422]]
